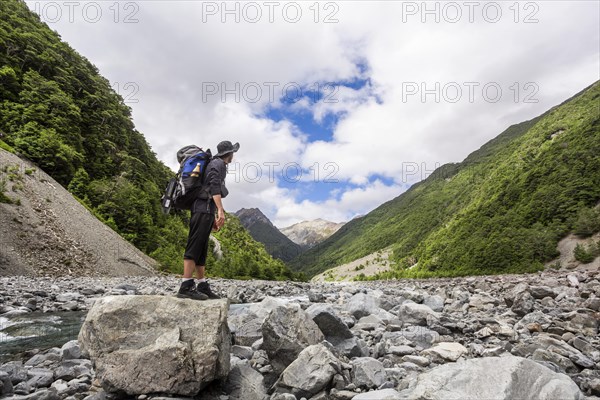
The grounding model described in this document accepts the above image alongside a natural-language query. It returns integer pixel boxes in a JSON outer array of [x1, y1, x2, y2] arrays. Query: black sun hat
[[215, 141, 240, 157]]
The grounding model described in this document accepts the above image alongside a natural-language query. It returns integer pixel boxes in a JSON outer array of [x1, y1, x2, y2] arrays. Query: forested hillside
[[292, 82, 600, 278], [0, 0, 297, 280]]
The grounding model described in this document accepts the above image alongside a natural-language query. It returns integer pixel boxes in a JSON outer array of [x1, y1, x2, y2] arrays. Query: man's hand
[[216, 208, 225, 229]]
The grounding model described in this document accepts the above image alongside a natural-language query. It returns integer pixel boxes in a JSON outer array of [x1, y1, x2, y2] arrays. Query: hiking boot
[[177, 280, 208, 300], [196, 281, 220, 299]]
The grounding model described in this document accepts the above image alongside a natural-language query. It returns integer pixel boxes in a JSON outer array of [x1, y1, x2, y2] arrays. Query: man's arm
[[213, 194, 225, 229], [207, 160, 226, 229]]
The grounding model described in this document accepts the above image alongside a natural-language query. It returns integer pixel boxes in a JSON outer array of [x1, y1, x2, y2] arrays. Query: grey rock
[[331, 389, 359, 400], [15, 388, 60, 400], [423, 295, 444, 312], [398, 326, 439, 347], [276, 343, 341, 399], [231, 345, 254, 360], [0, 371, 13, 395], [351, 357, 386, 389], [560, 310, 599, 337], [306, 304, 353, 340], [397, 303, 438, 326], [262, 304, 324, 374], [345, 292, 380, 319], [25, 354, 50, 367], [399, 289, 425, 303], [511, 291, 535, 316], [505, 282, 529, 307], [249, 297, 287, 321], [0, 361, 28, 384], [354, 314, 385, 331], [571, 336, 600, 362], [584, 297, 600, 311], [422, 342, 468, 362], [308, 290, 324, 303], [224, 362, 266, 400], [26, 368, 54, 388], [270, 394, 296, 400], [54, 359, 92, 381], [388, 345, 415, 356], [60, 340, 81, 360], [401, 355, 430, 367], [530, 286, 557, 299], [406, 356, 584, 400], [531, 349, 579, 374], [514, 311, 553, 333], [228, 311, 262, 347], [78, 295, 231, 396], [352, 389, 402, 399], [113, 283, 138, 292], [469, 292, 499, 309], [13, 380, 32, 395]]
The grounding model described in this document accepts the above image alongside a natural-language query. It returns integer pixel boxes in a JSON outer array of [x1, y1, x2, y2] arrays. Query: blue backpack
[[161, 145, 212, 214]]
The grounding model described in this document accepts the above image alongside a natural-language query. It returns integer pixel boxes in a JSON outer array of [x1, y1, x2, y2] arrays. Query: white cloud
[[25, 0, 600, 227]]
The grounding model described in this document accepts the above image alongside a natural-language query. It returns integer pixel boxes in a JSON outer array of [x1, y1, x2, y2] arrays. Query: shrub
[[574, 243, 598, 264], [0, 179, 12, 204], [574, 207, 600, 237], [0, 139, 15, 153], [354, 264, 365, 271]]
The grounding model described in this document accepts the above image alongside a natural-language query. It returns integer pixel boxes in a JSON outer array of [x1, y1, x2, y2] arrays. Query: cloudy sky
[[26, 1, 599, 227]]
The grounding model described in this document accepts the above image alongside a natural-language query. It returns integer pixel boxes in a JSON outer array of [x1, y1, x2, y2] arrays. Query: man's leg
[[184, 259, 196, 278], [178, 213, 209, 300], [195, 265, 205, 279]]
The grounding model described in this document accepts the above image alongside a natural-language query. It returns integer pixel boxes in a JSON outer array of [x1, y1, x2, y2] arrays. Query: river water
[[0, 311, 87, 363]]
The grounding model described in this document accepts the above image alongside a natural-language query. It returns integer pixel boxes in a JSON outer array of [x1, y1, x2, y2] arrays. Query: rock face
[[406, 356, 585, 400], [78, 295, 231, 396], [280, 218, 345, 248]]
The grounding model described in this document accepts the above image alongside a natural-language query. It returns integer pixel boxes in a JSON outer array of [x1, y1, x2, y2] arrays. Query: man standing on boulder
[[177, 140, 239, 300]]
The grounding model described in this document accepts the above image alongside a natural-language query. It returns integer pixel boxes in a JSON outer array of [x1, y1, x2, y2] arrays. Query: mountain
[[0, 0, 296, 280], [0, 147, 157, 276], [235, 208, 302, 262], [291, 82, 600, 278], [280, 219, 345, 248]]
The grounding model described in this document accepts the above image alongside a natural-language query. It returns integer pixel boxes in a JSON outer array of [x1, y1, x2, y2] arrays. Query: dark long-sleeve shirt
[[192, 157, 228, 214]]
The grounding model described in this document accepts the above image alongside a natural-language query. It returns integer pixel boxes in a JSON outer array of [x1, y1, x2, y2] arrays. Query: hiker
[[177, 140, 239, 300]]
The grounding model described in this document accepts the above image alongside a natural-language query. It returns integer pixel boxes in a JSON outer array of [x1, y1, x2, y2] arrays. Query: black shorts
[[183, 212, 215, 266]]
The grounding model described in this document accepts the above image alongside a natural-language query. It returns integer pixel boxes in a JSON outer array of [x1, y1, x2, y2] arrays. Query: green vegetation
[[0, 139, 15, 153], [236, 210, 302, 262], [0, 178, 13, 204], [574, 242, 600, 264], [354, 264, 365, 271], [0, 0, 298, 280], [573, 207, 600, 237], [292, 82, 600, 279]]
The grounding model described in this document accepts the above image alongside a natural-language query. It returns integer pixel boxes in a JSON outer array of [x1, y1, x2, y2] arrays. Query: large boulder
[[397, 303, 439, 326], [405, 356, 584, 400], [422, 342, 468, 363], [223, 362, 267, 400], [262, 304, 324, 374], [275, 343, 342, 399], [345, 292, 380, 319], [351, 357, 386, 389], [306, 304, 363, 358], [78, 295, 231, 396]]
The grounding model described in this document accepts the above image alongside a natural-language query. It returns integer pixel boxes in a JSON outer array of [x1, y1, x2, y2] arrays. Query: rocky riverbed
[[0, 266, 599, 399]]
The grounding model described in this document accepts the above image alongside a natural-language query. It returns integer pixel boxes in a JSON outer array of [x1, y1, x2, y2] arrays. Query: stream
[[0, 311, 87, 363]]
